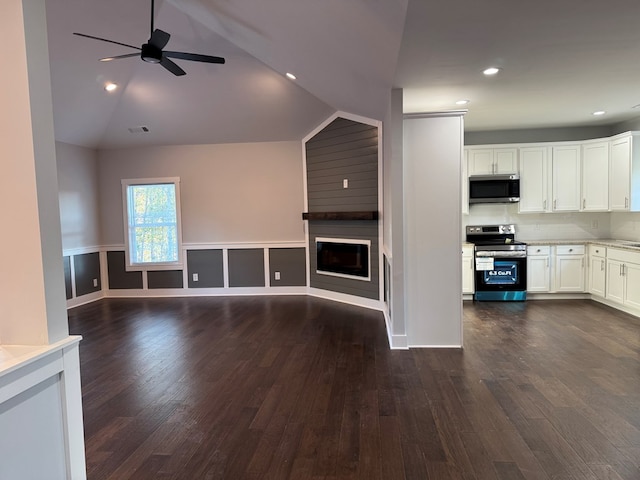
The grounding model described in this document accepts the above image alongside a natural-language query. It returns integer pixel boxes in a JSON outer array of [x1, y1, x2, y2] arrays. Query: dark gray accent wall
[[309, 221, 379, 300], [465, 126, 614, 145], [269, 248, 306, 287], [63, 256, 72, 300], [148, 270, 184, 289], [228, 249, 265, 287], [187, 249, 224, 288], [107, 251, 143, 289], [74, 252, 101, 297], [306, 118, 378, 212], [305, 117, 379, 300]]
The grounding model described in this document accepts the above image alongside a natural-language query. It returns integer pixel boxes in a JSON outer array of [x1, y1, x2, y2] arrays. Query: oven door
[[474, 254, 527, 301]]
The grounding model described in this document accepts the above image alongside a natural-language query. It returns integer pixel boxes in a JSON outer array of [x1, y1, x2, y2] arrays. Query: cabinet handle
[[601, 259, 604, 271], [537, 248, 541, 253], [543, 199, 547, 210], [569, 248, 573, 252], [554, 199, 557, 209], [583, 199, 586, 209], [546, 258, 549, 268], [625, 197, 629, 208]]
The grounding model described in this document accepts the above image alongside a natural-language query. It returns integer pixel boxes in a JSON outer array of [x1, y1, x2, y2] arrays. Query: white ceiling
[[45, 0, 640, 150]]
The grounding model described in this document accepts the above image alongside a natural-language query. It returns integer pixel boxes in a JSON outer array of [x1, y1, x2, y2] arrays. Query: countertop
[[522, 239, 640, 251]]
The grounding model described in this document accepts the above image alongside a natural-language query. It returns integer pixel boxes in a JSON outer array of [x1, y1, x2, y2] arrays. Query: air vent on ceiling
[[128, 126, 150, 134]]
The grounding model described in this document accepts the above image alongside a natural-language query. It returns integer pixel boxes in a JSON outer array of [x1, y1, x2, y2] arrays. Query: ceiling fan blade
[[160, 56, 186, 76], [164, 51, 226, 64], [101, 53, 140, 62], [73, 32, 140, 51], [149, 29, 170, 50]]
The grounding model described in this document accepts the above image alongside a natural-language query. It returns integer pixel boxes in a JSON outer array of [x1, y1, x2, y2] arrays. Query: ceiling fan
[[73, 0, 225, 76]]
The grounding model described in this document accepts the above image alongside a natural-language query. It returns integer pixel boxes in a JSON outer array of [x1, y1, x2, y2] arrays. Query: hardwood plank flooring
[[67, 297, 640, 479]]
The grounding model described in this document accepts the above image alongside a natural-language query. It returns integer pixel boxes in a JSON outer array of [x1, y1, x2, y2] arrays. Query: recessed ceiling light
[[483, 67, 500, 76], [105, 83, 118, 92], [456, 99, 470, 105], [592, 110, 606, 116], [286, 72, 297, 80]]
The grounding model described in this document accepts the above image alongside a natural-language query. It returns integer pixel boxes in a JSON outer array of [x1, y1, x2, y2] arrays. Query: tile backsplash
[[463, 203, 614, 241]]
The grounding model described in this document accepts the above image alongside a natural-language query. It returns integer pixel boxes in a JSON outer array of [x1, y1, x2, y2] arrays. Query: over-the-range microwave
[[469, 174, 520, 204]]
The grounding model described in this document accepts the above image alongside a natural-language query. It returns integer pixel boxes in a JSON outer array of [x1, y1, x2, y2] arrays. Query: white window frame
[[121, 177, 183, 271]]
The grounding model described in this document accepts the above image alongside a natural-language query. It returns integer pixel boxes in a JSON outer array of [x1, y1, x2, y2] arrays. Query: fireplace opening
[[316, 237, 371, 281]]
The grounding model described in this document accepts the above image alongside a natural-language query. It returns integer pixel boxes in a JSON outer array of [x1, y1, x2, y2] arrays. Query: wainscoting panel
[[148, 270, 184, 289], [187, 249, 224, 288], [268, 248, 307, 287], [73, 252, 101, 297], [228, 249, 266, 287], [106, 251, 143, 290], [63, 256, 72, 300]]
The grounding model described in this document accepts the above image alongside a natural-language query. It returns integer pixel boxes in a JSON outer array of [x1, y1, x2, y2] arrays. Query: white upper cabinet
[[518, 146, 550, 213], [462, 149, 469, 215], [552, 145, 581, 212], [581, 141, 609, 212], [609, 135, 631, 211], [467, 147, 518, 175]]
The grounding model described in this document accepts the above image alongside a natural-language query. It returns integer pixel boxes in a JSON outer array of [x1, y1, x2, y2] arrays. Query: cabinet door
[[462, 149, 469, 215], [605, 259, 625, 304], [519, 147, 549, 213], [527, 255, 550, 292], [609, 136, 631, 211], [494, 148, 518, 174], [462, 251, 475, 294], [581, 141, 609, 211], [468, 149, 495, 175], [588, 256, 606, 297], [552, 145, 581, 211], [623, 262, 640, 309], [555, 255, 585, 292]]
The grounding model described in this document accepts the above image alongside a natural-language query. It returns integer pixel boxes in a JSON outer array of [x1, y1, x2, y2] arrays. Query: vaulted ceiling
[[45, 0, 640, 149]]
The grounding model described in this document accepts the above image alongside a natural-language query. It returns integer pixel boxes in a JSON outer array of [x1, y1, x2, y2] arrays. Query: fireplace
[[316, 237, 371, 281]]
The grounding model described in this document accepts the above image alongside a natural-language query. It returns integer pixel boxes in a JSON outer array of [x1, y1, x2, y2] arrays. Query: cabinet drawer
[[555, 245, 585, 255], [607, 247, 640, 265], [527, 245, 550, 255], [588, 244, 606, 257]]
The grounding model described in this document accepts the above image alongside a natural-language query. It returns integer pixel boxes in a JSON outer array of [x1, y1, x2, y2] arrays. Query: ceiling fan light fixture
[[141, 43, 162, 63], [105, 83, 118, 92], [483, 67, 500, 76]]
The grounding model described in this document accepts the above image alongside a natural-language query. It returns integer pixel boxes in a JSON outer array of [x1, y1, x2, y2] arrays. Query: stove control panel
[[466, 224, 516, 235]]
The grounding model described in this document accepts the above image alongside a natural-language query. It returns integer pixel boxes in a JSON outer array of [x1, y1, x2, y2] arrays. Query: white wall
[[98, 141, 305, 245], [465, 204, 611, 241], [404, 113, 463, 347], [56, 142, 100, 251]]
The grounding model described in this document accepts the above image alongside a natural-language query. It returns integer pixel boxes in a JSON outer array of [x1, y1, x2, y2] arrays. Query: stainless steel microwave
[[469, 174, 520, 204]]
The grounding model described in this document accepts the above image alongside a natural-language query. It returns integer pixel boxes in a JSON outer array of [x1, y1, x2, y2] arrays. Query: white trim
[[69, 255, 77, 299], [66, 290, 104, 309], [62, 245, 102, 257], [264, 248, 271, 287], [308, 287, 383, 312], [222, 249, 230, 288], [121, 177, 184, 272], [185, 241, 306, 250], [315, 237, 372, 282], [403, 110, 468, 120], [383, 309, 408, 349], [104, 286, 308, 298], [408, 344, 464, 349]]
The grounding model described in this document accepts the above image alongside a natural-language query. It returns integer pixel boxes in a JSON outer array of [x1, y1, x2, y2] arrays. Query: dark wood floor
[[67, 296, 640, 480]]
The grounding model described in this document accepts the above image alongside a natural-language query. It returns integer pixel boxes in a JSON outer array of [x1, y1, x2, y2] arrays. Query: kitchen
[[462, 129, 640, 319]]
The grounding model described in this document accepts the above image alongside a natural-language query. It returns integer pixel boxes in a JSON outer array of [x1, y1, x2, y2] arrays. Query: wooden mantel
[[302, 211, 379, 221]]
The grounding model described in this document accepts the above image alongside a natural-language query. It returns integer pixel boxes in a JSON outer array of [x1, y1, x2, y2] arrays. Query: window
[[122, 178, 183, 270]]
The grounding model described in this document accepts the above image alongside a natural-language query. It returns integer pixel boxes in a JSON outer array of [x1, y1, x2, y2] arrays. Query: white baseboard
[[103, 286, 308, 298], [307, 287, 383, 312], [408, 344, 463, 349], [66, 290, 105, 309]]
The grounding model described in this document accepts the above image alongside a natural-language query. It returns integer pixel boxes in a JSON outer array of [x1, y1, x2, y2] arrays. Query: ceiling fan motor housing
[[141, 43, 162, 63]]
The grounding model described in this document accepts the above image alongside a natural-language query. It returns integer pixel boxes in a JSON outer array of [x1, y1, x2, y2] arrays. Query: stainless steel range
[[466, 224, 527, 301]]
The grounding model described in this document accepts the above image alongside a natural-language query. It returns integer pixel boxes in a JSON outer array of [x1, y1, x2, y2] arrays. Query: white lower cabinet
[[462, 245, 474, 294], [588, 245, 606, 297], [554, 245, 585, 292], [606, 248, 640, 308], [527, 246, 550, 292]]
